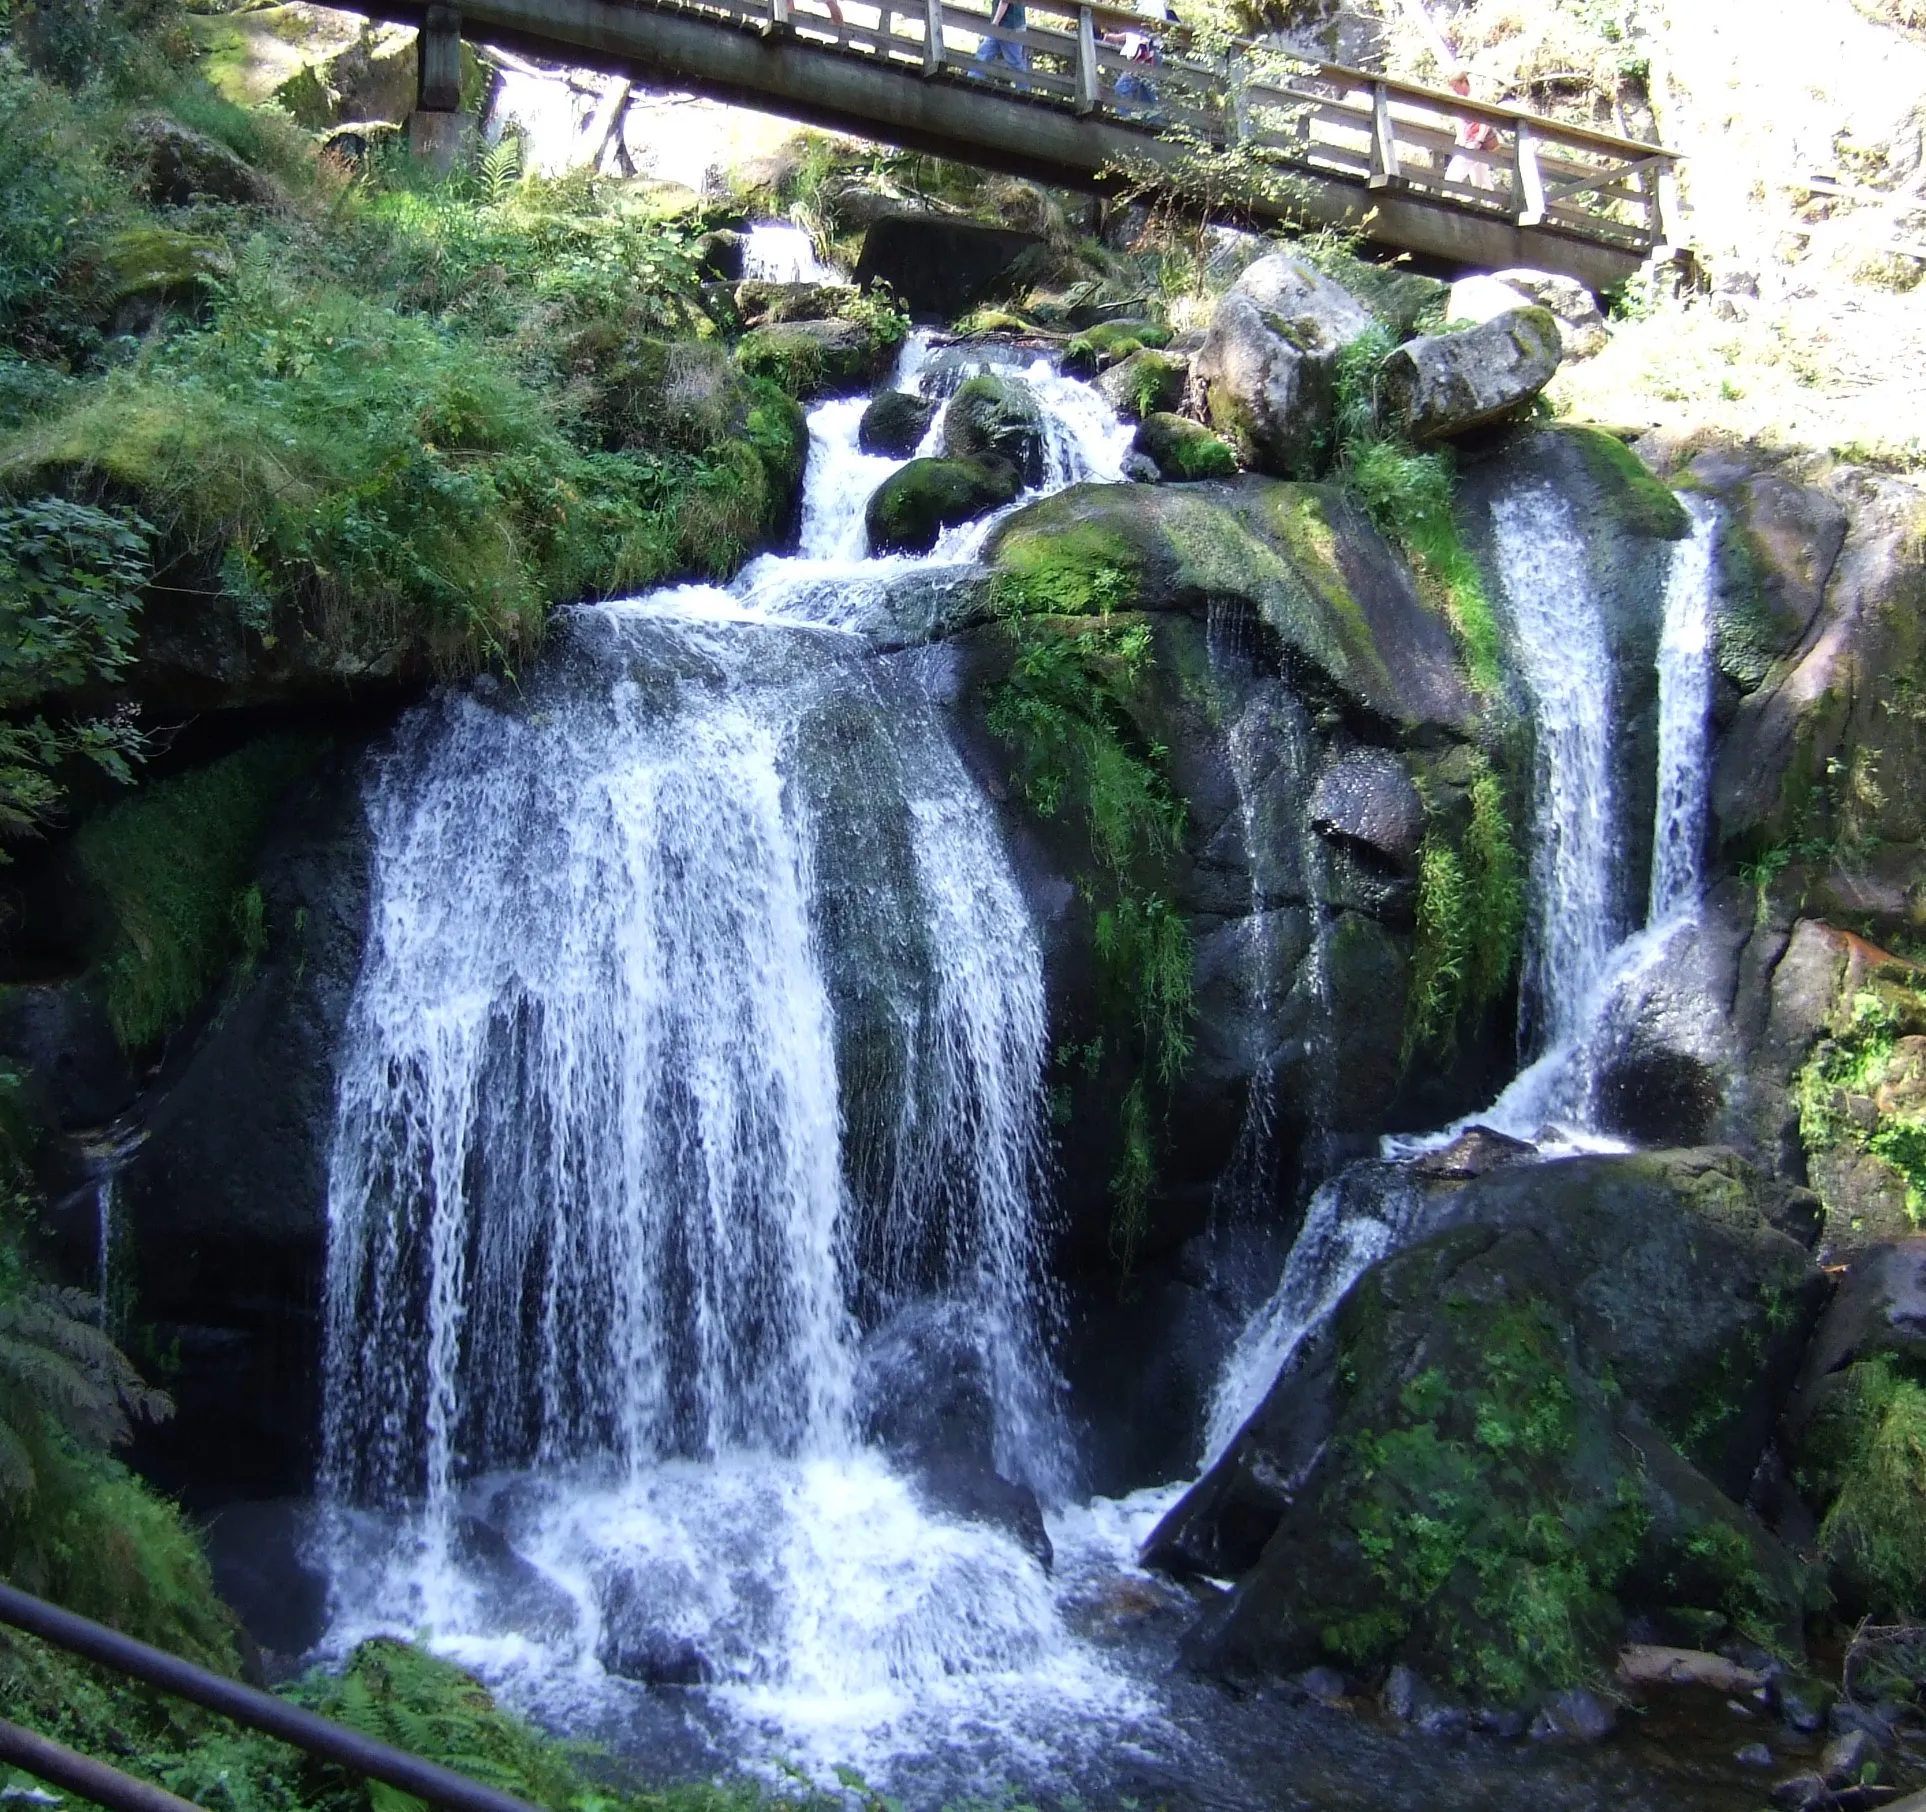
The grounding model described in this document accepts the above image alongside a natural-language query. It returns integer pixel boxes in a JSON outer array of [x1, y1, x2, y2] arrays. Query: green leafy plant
[[984, 577, 1193, 1267]]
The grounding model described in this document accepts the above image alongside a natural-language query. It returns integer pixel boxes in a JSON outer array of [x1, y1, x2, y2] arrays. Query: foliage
[[1403, 756, 1524, 1062], [1800, 1356, 1926, 1619], [0, 495, 151, 845], [1331, 1296, 1649, 1702], [984, 571, 1193, 1267], [76, 735, 321, 1050], [1796, 983, 1926, 1223], [1330, 328, 1504, 695]]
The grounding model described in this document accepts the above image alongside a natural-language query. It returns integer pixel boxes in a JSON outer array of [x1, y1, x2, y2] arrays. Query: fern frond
[[0, 1414, 36, 1505]]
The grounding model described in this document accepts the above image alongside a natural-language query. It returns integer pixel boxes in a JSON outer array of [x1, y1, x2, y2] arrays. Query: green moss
[[76, 736, 321, 1051], [1137, 412, 1237, 481], [1798, 1356, 1926, 1619], [1329, 329, 1502, 695], [1560, 425, 1691, 541], [984, 604, 1192, 1268], [1333, 1293, 1648, 1701], [1402, 752, 1524, 1061], [989, 519, 1141, 616], [1796, 982, 1926, 1223]]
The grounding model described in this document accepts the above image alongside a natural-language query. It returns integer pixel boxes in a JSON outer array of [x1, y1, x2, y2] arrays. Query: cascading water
[[1197, 486, 1724, 1468], [742, 221, 842, 285], [318, 340, 1149, 1789]]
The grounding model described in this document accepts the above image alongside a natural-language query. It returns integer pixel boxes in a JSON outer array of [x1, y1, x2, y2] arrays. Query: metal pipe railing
[[0, 1719, 203, 1812], [0, 1583, 544, 1812]]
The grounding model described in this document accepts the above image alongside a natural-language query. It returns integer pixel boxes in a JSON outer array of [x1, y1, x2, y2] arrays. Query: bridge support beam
[[408, 3, 476, 168], [374, 0, 1652, 289]]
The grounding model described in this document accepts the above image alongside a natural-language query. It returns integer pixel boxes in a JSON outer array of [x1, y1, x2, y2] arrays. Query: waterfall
[[1488, 486, 1623, 1053], [742, 221, 842, 285], [1198, 483, 1723, 1467], [318, 343, 1150, 1779], [1649, 497, 1719, 923]]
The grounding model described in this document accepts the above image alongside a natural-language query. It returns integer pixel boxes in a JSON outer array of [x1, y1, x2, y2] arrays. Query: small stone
[[1381, 1663, 1419, 1721], [1555, 1687, 1618, 1742], [1737, 1742, 1776, 1768], [1778, 1681, 1833, 1734], [1297, 1665, 1346, 1704], [1474, 1706, 1528, 1740], [1823, 1725, 1877, 1786], [1730, 1697, 1758, 1716], [1770, 1775, 1831, 1811]]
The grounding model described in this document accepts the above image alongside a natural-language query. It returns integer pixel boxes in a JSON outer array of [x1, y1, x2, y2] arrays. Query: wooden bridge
[[397, 0, 1681, 290]]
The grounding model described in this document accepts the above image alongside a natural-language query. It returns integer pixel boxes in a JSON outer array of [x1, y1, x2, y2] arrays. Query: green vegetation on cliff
[[984, 560, 1192, 1266], [78, 734, 320, 1050], [1403, 755, 1525, 1062], [1797, 981, 1926, 1225], [1331, 326, 1504, 695]]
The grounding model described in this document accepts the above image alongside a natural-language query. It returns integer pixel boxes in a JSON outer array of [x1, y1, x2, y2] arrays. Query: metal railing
[[616, 0, 1680, 250], [0, 1583, 544, 1812]]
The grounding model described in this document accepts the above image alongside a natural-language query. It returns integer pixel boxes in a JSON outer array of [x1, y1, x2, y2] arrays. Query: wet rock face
[[1379, 307, 1563, 442], [1309, 750, 1425, 871], [1145, 1147, 1826, 1701], [1193, 255, 1377, 479]]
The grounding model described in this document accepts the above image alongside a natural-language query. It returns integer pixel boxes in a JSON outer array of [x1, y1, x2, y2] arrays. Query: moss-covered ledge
[[983, 479, 1478, 741]]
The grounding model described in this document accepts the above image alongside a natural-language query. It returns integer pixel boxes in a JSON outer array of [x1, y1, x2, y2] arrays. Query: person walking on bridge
[[973, 0, 1030, 85]]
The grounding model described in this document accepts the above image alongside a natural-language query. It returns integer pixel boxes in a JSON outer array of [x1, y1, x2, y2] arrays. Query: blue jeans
[[974, 33, 1029, 83]]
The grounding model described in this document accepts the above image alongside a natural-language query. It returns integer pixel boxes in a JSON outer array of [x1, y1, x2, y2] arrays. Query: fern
[[479, 136, 523, 206], [0, 1284, 172, 1508]]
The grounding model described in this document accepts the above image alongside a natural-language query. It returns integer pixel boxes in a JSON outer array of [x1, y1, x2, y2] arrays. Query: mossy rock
[[1148, 1149, 1824, 1701], [986, 480, 1476, 735], [866, 456, 1019, 555], [1559, 425, 1690, 541], [1096, 348, 1187, 422], [858, 388, 938, 457], [941, 372, 1046, 487], [1133, 413, 1237, 482], [84, 227, 231, 326], [1061, 318, 1171, 376], [736, 317, 893, 401]]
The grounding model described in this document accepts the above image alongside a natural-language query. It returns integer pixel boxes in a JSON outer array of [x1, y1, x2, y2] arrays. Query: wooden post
[[1368, 80, 1399, 188], [923, 0, 943, 72], [1230, 52, 1251, 144], [769, 0, 791, 33], [416, 4, 464, 111], [1653, 158, 1680, 254], [1076, 4, 1099, 114], [877, 1, 893, 52], [1514, 120, 1546, 225]]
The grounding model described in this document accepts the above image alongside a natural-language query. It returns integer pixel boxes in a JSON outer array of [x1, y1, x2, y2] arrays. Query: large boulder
[[731, 279, 856, 328], [941, 372, 1047, 487], [1702, 462, 1926, 859], [736, 317, 896, 401], [119, 113, 275, 208], [866, 457, 1019, 555], [1489, 268, 1609, 361], [858, 389, 937, 457], [853, 213, 1042, 320], [1379, 308, 1562, 442], [1193, 255, 1378, 479], [1146, 1148, 1827, 1700]]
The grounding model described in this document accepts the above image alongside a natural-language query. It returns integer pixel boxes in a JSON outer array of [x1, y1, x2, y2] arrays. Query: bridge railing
[[642, 0, 1679, 252]]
